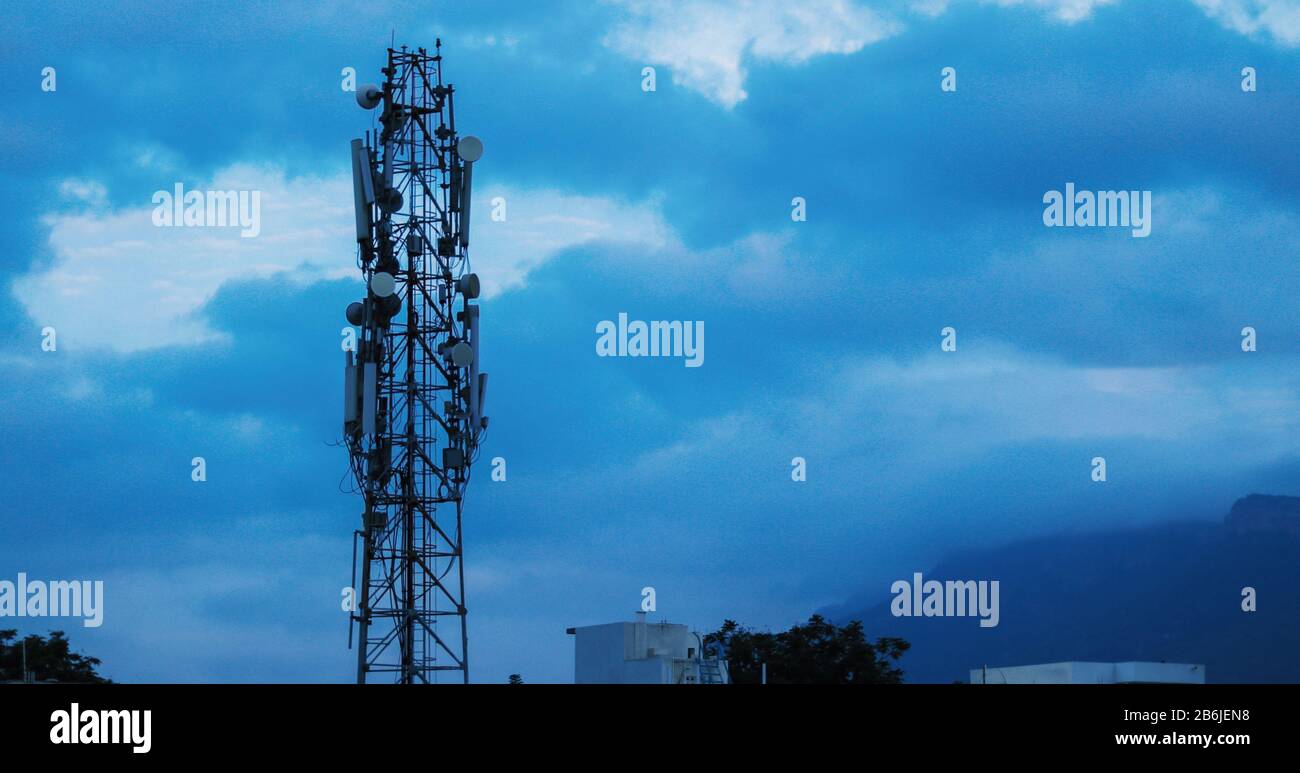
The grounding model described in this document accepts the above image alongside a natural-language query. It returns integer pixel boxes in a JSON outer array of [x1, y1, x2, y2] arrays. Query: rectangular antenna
[[361, 361, 377, 435], [343, 350, 358, 431], [477, 373, 488, 429], [459, 160, 474, 247], [468, 304, 480, 426], [360, 149, 376, 204], [350, 139, 371, 243]]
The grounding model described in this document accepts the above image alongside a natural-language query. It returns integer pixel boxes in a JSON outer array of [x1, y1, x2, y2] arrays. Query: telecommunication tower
[[342, 41, 487, 684]]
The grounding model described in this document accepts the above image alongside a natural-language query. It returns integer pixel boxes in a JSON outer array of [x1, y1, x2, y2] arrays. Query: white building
[[567, 613, 729, 684], [970, 661, 1205, 684]]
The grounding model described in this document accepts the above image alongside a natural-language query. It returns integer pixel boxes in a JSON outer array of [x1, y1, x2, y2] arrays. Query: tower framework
[[343, 42, 487, 684]]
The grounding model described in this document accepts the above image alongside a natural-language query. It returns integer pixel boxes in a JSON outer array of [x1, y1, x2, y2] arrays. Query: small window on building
[[688, 648, 696, 658]]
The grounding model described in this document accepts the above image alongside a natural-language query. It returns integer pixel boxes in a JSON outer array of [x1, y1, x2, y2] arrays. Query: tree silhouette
[[0, 630, 111, 683], [704, 615, 908, 684], [507, 673, 524, 685]]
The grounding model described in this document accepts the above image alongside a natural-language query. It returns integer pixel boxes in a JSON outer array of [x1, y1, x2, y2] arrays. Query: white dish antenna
[[457, 135, 483, 162], [356, 84, 382, 110], [450, 341, 474, 367], [456, 136, 484, 248], [370, 272, 396, 298], [457, 273, 480, 299]]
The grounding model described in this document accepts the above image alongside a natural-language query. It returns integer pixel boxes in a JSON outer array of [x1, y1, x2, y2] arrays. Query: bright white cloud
[[15, 165, 356, 353], [472, 185, 673, 297], [16, 168, 674, 353], [605, 0, 1298, 108], [603, 0, 902, 108], [1192, 0, 1300, 45]]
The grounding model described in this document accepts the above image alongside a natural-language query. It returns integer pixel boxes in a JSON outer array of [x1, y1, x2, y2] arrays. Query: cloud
[[604, 0, 1299, 108], [1192, 0, 1300, 46], [460, 32, 522, 50], [472, 185, 673, 297], [602, 0, 902, 108], [14, 166, 674, 353], [128, 142, 184, 173], [981, 0, 1300, 39], [612, 344, 1300, 495], [58, 179, 108, 208], [15, 164, 356, 353], [909, 0, 953, 16], [486, 334, 1300, 610], [980, 0, 1119, 23], [598, 0, 1122, 108]]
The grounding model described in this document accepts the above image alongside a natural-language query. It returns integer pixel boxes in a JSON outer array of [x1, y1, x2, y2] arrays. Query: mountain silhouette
[[828, 495, 1300, 683]]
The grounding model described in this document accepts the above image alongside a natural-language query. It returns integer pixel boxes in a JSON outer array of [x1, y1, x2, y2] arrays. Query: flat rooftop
[[971, 661, 1205, 684]]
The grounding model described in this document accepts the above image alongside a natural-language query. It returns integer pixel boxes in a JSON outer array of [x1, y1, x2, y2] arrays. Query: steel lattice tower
[[342, 42, 487, 684]]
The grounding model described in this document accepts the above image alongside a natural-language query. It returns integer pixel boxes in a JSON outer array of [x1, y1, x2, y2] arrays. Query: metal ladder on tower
[[698, 658, 725, 684]]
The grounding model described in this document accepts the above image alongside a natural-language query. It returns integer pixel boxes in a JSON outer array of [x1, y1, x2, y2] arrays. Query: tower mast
[[344, 41, 487, 684]]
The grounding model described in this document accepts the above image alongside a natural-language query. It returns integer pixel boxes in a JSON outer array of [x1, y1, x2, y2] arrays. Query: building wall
[[571, 618, 708, 684], [574, 623, 635, 684]]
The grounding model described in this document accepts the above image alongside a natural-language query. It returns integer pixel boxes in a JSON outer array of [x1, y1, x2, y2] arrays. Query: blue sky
[[2, 0, 1299, 682]]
